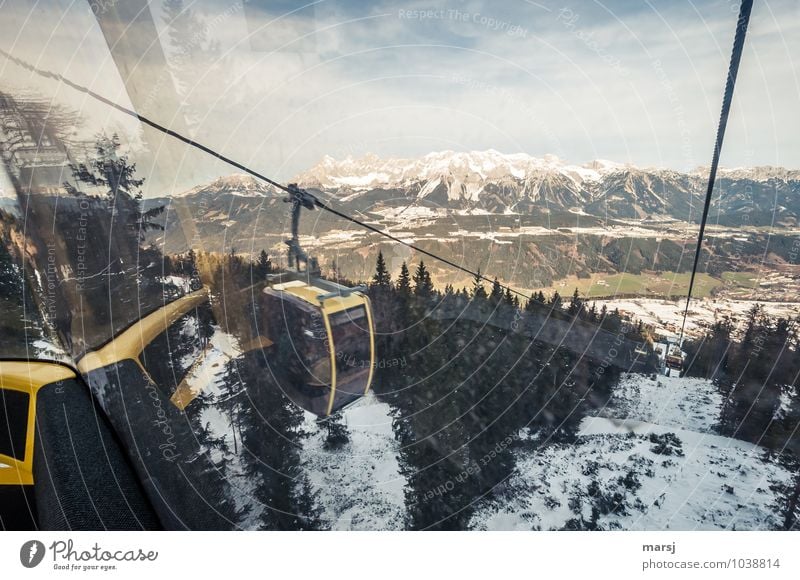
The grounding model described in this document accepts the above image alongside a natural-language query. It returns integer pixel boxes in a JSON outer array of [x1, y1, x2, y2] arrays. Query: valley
[[142, 150, 800, 341]]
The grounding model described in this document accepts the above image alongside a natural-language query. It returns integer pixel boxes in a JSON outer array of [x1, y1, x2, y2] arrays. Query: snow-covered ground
[[158, 275, 195, 294], [372, 205, 448, 221], [299, 394, 407, 530], [470, 374, 794, 530], [598, 374, 722, 433], [599, 298, 799, 339]]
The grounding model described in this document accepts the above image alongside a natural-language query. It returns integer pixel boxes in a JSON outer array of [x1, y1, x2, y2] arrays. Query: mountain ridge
[[160, 151, 800, 228]]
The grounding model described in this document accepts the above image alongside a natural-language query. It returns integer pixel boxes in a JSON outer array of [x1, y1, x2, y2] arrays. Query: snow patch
[[299, 394, 407, 530], [470, 373, 793, 530]]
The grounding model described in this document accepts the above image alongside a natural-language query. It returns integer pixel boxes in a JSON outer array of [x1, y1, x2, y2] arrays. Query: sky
[[0, 0, 798, 195]]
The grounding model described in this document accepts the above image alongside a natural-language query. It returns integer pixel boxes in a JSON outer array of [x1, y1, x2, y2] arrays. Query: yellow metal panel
[[363, 296, 376, 395], [322, 310, 337, 417], [240, 336, 274, 352], [321, 293, 368, 314], [77, 288, 208, 373], [276, 283, 367, 313], [0, 361, 76, 486], [0, 361, 74, 392], [275, 283, 324, 306], [0, 461, 30, 485], [316, 291, 374, 413]]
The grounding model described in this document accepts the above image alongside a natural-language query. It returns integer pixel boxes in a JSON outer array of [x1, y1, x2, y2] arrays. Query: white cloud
[[0, 0, 797, 195]]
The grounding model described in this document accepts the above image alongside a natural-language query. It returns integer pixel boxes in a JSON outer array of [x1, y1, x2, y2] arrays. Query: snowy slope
[[470, 374, 793, 530], [299, 394, 407, 530], [597, 374, 722, 433], [599, 298, 799, 339]]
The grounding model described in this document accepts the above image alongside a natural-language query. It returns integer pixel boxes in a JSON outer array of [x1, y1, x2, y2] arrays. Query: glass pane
[[0, 0, 796, 533], [0, 390, 29, 461], [330, 306, 372, 387]]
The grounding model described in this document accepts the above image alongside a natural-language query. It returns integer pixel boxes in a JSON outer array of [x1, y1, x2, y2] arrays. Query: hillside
[[292, 373, 796, 530], [470, 374, 794, 530]]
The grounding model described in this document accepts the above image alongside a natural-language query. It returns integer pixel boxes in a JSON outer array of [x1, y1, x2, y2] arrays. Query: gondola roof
[[269, 280, 367, 313]]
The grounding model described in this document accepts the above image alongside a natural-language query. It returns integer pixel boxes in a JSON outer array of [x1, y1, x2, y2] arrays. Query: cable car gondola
[[262, 184, 376, 417], [664, 345, 684, 377]]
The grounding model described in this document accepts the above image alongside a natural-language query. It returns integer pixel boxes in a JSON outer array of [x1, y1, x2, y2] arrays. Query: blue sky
[[0, 0, 798, 194]]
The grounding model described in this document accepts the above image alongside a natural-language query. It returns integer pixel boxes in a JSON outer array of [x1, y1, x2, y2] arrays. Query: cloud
[[0, 0, 797, 195]]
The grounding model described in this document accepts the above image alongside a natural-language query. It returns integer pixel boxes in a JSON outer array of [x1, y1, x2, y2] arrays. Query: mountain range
[[291, 150, 799, 224], [150, 150, 800, 226], [141, 151, 800, 288]]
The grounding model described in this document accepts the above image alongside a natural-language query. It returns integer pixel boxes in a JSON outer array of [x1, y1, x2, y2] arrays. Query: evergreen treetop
[[372, 251, 392, 289]]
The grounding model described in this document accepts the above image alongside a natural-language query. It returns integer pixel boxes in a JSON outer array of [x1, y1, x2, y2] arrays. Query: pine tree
[[567, 287, 584, 317], [69, 134, 143, 200], [228, 247, 242, 277], [371, 251, 391, 289], [524, 297, 538, 313], [393, 260, 413, 329], [185, 249, 201, 290], [320, 415, 350, 450], [413, 261, 434, 297], [780, 474, 800, 530], [396, 261, 412, 298], [489, 278, 504, 304], [503, 286, 515, 306], [737, 303, 764, 369], [471, 270, 487, 300], [67, 133, 164, 239], [256, 250, 272, 280], [603, 307, 623, 333]]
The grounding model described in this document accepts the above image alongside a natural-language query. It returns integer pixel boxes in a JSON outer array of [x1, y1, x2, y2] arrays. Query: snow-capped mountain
[[293, 150, 799, 223], [173, 173, 278, 198], [587, 169, 699, 220], [701, 165, 800, 181], [299, 150, 800, 197], [293, 150, 693, 214], [151, 151, 799, 257], [296, 150, 631, 206]]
